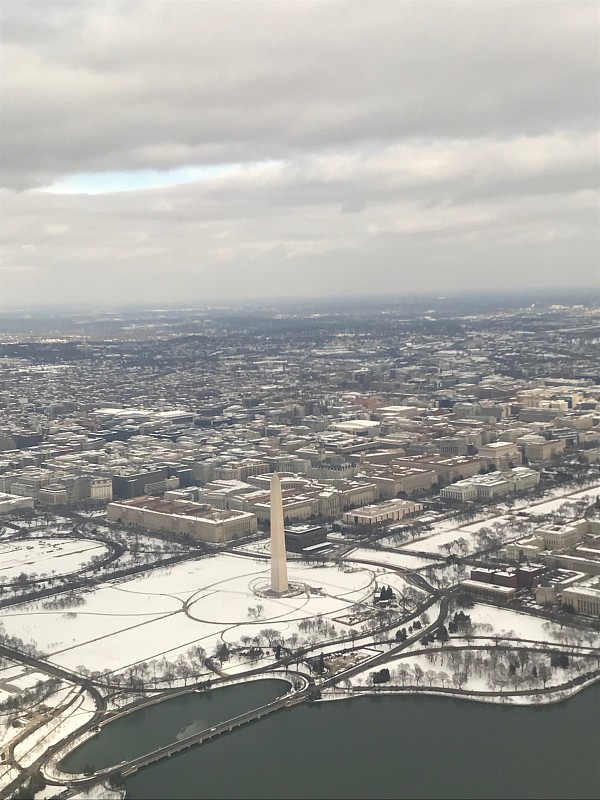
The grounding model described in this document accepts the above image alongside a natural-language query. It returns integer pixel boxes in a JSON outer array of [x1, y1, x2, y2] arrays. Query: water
[[123, 686, 600, 800], [60, 679, 289, 773], [62, 680, 600, 798]]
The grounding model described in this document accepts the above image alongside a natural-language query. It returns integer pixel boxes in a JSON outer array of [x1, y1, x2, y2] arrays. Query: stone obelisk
[[270, 472, 288, 594]]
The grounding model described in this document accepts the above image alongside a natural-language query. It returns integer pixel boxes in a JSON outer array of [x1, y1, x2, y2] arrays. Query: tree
[[518, 649, 530, 673], [372, 668, 390, 684], [260, 628, 280, 648], [438, 671, 450, 688], [397, 667, 411, 686], [189, 644, 207, 666], [14, 572, 29, 591], [452, 671, 468, 689], [215, 642, 230, 663], [538, 664, 551, 688], [413, 665, 424, 686], [462, 651, 475, 677], [510, 671, 523, 691], [436, 625, 449, 644]]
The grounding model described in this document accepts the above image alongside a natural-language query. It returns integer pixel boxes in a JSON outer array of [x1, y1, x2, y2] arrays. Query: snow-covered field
[[524, 486, 600, 517], [394, 483, 600, 557], [465, 602, 600, 646], [398, 520, 511, 556], [346, 548, 436, 570], [0, 554, 389, 677], [0, 664, 50, 692], [0, 538, 107, 581]]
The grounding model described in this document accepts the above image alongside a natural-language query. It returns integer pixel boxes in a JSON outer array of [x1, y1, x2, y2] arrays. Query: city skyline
[[1, 0, 598, 307]]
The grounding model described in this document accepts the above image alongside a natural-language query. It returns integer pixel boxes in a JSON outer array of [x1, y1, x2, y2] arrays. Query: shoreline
[[41, 673, 600, 798], [318, 671, 600, 708]]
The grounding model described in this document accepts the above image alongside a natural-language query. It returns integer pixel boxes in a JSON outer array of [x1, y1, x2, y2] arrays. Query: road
[[0, 645, 106, 800], [319, 593, 452, 689]]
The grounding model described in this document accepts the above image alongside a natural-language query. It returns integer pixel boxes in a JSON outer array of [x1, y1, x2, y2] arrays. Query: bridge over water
[[53, 675, 310, 787]]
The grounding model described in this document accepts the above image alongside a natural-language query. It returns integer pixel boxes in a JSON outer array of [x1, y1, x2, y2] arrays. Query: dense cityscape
[[2, 0, 598, 796], [1, 291, 599, 799]]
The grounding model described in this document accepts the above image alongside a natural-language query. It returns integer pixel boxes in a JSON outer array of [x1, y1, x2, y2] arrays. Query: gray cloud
[[0, 0, 598, 305]]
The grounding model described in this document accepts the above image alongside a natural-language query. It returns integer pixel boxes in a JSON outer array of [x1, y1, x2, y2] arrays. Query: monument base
[[249, 577, 306, 598]]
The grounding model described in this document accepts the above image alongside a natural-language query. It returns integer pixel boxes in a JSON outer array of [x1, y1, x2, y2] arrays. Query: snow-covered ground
[[0, 554, 393, 678], [0, 538, 107, 581], [331, 599, 600, 702], [70, 783, 123, 800], [0, 665, 51, 692], [465, 602, 600, 646], [524, 486, 600, 516], [345, 548, 437, 570], [391, 483, 600, 557], [346, 647, 598, 700], [0, 675, 98, 795]]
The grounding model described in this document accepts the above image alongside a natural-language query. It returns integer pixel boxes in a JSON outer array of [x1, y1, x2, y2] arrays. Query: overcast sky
[[1, 0, 598, 308]]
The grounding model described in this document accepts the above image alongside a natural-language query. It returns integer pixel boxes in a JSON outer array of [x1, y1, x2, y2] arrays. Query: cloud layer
[[1, 1, 598, 306]]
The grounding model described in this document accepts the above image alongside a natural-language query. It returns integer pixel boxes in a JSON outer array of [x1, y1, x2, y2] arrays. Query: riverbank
[[320, 668, 600, 707]]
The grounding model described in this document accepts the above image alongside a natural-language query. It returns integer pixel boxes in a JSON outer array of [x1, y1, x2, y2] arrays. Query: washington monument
[[270, 472, 289, 594]]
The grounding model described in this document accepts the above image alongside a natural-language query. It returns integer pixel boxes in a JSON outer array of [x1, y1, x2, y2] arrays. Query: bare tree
[[538, 664, 552, 688], [397, 667, 411, 686], [260, 628, 280, 648], [438, 670, 450, 688], [452, 671, 468, 689]]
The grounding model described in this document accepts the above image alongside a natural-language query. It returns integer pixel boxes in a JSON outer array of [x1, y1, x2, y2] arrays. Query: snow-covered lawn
[[346, 548, 437, 570], [110, 553, 265, 596], [0, 554, 390, 677], [391, 484, 600, 557], [0, 538, 107, 581], [49, 613, 225, 673], [465, 603, 600, 646], [0, 665, 51, 692], [524, 485, 600, 517]]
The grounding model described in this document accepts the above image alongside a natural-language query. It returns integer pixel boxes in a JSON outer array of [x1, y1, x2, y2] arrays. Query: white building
[[343, 498, 422, 525], [0, 492, 34, 514], [107, 497, 257, 543], [90, 478, 113, 501], [561, 577, 600, 617]]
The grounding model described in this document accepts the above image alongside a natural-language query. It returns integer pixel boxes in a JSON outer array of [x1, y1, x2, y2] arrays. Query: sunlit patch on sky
[[39, 164, 240, 195]]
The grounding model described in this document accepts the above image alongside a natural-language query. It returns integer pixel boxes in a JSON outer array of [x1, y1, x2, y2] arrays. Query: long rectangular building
[[107, 497, 257, 543], [342, 498, 423, 526]]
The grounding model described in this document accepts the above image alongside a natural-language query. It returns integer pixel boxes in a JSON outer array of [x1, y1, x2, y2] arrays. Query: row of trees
[[0, 677, 61, 716], [366, 651, 596, 692]]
